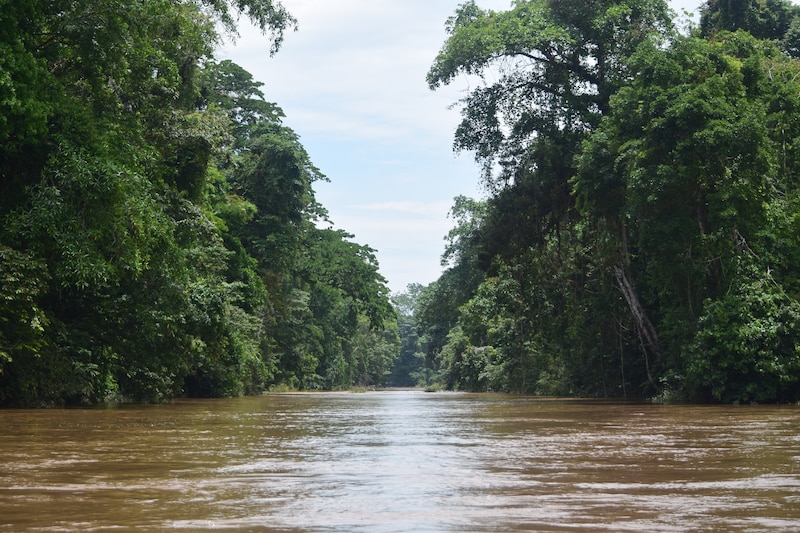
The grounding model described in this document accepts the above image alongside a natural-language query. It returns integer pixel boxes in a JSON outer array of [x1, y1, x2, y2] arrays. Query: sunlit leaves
[[428, 0, 673, 186]]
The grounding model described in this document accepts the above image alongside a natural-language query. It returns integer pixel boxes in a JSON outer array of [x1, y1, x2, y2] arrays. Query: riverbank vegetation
[[0, 0, 398, 406], [410, 0, 800, 403], [4, 0, 800, 406]]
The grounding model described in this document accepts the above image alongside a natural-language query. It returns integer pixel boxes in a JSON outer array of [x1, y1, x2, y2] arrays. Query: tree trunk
[[613, 263, 661, 362], [614, 220, 661, 386]]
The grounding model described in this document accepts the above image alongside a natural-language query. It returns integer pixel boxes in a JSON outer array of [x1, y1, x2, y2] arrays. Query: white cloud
[[351, 200, 453, 215], [326, 210, 452, 292], [221, 0, 496, 145]]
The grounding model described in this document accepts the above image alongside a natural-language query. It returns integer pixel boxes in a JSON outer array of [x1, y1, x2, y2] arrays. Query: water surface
[[1, 391, 799, 531]]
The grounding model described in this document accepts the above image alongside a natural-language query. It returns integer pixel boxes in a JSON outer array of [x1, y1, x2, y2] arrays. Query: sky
[[221, 0, 704, 294]]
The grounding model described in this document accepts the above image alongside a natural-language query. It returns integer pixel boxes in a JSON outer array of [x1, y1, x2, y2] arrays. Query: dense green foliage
[[420, 0, 800, 402], [386, 284, 428, 387], [0, 0, 397, 406], [5, 0, 800, 406]]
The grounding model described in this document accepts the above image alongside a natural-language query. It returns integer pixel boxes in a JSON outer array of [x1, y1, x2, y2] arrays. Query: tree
[[426, 0, 675, 395], [427, 0, 674, 184], [415, 198, 489, 384], [0, 247, 48, 385], [699, 0, 800, 41], [0, 0, 396, 404], [576, 31, 800, 401], [388, 284, 428, 387], [426, 1, 800, 401], [351, 316, 400, 388], [200, 0, 297, 54]]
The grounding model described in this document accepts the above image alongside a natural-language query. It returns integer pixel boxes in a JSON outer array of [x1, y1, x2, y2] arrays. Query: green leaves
[[429, 0, 673, 186], [201, 0, 297, 54], [576, 31, 800, 401], [0, 0, 398, 404], [688, 259, 800, 403], [426, 1, 800, 402], [700, 0, 800, 43], [0, 247, 48, 373]]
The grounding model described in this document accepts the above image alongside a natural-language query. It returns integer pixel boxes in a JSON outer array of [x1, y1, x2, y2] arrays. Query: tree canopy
[[419, 0, 800, 403], [0, 0, 397, 405], [5, 0, 800, 405]]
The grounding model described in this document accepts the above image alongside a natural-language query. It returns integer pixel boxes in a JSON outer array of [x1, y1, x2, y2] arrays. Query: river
[[1, 391, 799, 532]]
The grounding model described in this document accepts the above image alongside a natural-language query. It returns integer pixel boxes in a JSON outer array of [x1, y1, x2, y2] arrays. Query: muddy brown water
[[1, 391, 799, 532]]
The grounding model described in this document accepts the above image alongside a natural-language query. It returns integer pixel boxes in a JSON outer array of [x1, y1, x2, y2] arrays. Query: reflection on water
[[1, 392, 799, 532]]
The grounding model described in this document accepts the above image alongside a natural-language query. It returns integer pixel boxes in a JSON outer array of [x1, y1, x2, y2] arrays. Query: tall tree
[[1, 0, 399, 405], [576, 31, 800, 401], [426, 0, 674, 393]]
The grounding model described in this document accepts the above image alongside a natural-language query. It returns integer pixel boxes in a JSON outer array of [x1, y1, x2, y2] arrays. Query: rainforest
[[3, 0, 800, 406]]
